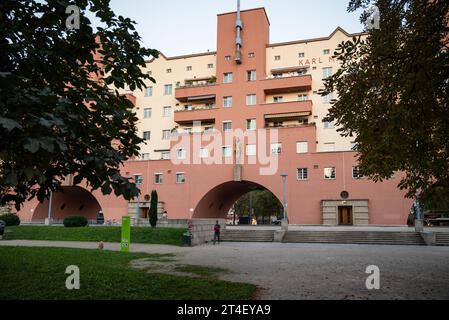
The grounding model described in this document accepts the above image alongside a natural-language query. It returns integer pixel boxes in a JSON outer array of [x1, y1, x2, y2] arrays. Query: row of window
[[274, 49, 331, 61], [143, 106, 172, 118], [149, 63, 215, 76]]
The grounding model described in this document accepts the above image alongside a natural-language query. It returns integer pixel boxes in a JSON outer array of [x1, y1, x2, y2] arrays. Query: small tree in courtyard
[[149, 190, 158, 228]]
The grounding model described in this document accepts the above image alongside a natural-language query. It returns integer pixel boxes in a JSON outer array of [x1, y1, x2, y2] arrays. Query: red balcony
[[262, 100, 313, 119], [174, 107, 218, 125], [262, 75, 312, 95], [175, 84, 217, 103]]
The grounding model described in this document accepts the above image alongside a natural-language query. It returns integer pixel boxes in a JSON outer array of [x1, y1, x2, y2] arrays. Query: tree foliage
[[233, 190, 283, 223], [149, 190, 158, 228], [0, 0, 159, 209], [322, 0, 449, 202]]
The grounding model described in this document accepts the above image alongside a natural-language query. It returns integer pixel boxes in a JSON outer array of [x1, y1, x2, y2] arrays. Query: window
[[323, 143, 336, 152], [204, 126, 214, 133], [273, 96, 284, 103], [297, 168, 308, 181], [246, 144, 256, 156], [323, 49, 331, 55], [154, 173, 163, 184], [177, 148, 186, 160], [144, 108, 152, 118], [324, 167, 336, 180], [141, 153, 150, 160], [225, 55, 231, 61], [208, 63, 214, 69], [186, 66, 192, 71], [199, 148, 209, 159], [271, 143, 282, 155], [223, 121, 232, 132], [323, 67, 333, 79], [351, 142, 359, 151], [246, 119, 256, 131], [161, 151, 170, 160], [162, 130, 171, 140], [247, 70, 257, 81], [296, 142, 308, 154], [275, 55, 281, 61], [176, 173, 186, 184], [323, 121, 335, 129], [248, 52, 255, 58], [184, 128, 192, 134], [222, 146, 233, 158], [353, 166, 364, 179], [143, 131, 151, 141], [164, 84, 173, 95], [134, 174, 143, 185], [163, 106, 172, 117], [166, 68, 172, 73], [323, 93, 334, 103], [246, 94, 257, 106], [145, 87, 153, 97], [298, 52, 305, 58], [223, 96, 233, 108], [298, 94, 308, 102], [223, 73, 233, 83]]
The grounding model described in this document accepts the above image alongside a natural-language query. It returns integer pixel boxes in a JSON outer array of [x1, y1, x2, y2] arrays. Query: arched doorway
[[32, 186, 102, 223], [193, 181, 283, 224]]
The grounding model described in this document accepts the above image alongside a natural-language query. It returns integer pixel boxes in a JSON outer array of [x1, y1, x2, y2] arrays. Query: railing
[[265, 73, 310, 80], [175, 105, 216, 112], [176, 82, 217, 89]]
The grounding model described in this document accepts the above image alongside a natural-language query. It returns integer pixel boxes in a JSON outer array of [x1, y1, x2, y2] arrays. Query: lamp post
[[414, 191, 424, 232], [46, 191, 53, 226], [135, 177, 143, 225], [281, 173, 288, 230]]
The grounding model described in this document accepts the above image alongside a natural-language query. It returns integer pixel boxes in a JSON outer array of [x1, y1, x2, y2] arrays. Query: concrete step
[[221, 230, 275, 242], [435, 233, 449, 246]]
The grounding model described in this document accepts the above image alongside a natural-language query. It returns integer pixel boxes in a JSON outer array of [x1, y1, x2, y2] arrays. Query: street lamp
[[281, 173, 288, 230], [135, 176, 143, 225], [414, 190, 423, 232], [46, 191, 53, 226]]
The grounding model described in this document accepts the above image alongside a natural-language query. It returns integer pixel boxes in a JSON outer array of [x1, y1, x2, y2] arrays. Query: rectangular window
[[145, 87, 153, 97], [323, 49, 331, 55], [184, 128, 192, 134], [134, 174, 143, 185], [323, 93, 334, 104], [275, 55, 281, 61], [208, 63, 214, 69], [246, 94, 257, 106], [144, 108, 152, 118], [296, 141, 308, 154], [323, 143, 336, 152], [223, 96, 233, 108], [223, 121, 232, 132], [223, 73, 233, 83], [143, 131, 151, 141], [141, 153, 150, 160], [297, 168, 308, 181], [273, 96, 284, 103], [222, 146, 233, 158], [186, 66, 192, 71], [246, 119, 256, 131], [323, 121, 335, 129], [351, 141, 359, 151], [204, 126, 214, 133], [166, 68, 172, 73], [271, 143, 282, 155], [164, 84, 173, 95], [176, 173, 186, 184], [163, 106, 172, 117], [298, 52, 305, 58], [352, 166, 364, 179], [225, 55, 231, 61], [161, 151, 170, 160], [247, 70, 257, 81], [298, 94, 308, 102], [248, 52, 255, 58], [177, 148, 186, 160], [154, 173, 163, 184], [162, 130, 171, 140], [324, 167, 336, 180], [246, 144, 256, 156], [323, 67, 333, 79], [199, 148, 209, 159]]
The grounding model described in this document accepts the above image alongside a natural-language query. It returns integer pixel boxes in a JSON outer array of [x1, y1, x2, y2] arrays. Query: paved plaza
[[2, 240, 449, 300]]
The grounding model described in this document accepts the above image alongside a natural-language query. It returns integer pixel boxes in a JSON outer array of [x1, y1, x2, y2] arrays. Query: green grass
[[4, 226, 186, 246], [0, 246, 257, 300]]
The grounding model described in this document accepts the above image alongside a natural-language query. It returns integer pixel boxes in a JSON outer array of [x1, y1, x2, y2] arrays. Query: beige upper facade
[[121, 24, 366, 161]]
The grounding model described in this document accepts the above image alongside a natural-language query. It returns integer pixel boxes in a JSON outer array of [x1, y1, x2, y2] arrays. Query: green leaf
[[0, 117, 22, 131]]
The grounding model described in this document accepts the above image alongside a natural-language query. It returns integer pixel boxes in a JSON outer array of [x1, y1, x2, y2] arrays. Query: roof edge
[[146, 51, 217, 63]]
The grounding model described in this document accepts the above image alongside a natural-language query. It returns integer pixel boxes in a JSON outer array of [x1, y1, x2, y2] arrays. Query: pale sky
[[96, 0, 364, 56]]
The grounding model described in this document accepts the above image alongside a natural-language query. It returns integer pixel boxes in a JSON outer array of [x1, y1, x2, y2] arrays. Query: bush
[[0, 213, 20, 226], [63, 216, 88, 228]]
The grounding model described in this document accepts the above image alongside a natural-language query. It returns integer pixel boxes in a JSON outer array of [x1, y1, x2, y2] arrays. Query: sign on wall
[[121, 216, 131, 252]]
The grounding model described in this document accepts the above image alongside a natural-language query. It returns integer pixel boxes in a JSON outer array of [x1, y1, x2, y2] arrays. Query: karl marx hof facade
[[17, 7, 413, 226]]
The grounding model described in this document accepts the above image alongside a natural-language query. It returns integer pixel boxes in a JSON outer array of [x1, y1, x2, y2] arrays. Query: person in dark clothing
[[213, 221, 221, 245]]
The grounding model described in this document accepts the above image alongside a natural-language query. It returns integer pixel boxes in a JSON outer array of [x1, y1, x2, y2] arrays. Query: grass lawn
[[4, 226, 186, 246], [0, 246, 257, 300]]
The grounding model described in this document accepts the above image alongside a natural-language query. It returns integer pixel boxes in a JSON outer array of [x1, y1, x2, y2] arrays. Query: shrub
[[149, 190, 158, 228], [63, 216, 88, 228], [0, 213, 21, 226]]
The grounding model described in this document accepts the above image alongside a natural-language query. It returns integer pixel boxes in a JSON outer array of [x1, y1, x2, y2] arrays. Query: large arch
[[193, 180, 282, 219], [32, 186, 102, 222]]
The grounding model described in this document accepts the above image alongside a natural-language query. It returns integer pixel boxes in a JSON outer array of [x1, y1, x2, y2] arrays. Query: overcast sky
[[99, 0, 365, 56]]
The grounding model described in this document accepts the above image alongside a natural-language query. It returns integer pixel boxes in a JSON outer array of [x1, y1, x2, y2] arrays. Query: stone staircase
[[435, 233, 449, 246], [221, 229, 275, 242], [283, 231, 426, 246]]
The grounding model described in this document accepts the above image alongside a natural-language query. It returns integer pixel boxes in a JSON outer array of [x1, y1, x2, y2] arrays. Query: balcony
[[174, 106, 218, 125], [175, 78, 217, 103], [262, 74, 312, 95], [262, 100, 313, 120]]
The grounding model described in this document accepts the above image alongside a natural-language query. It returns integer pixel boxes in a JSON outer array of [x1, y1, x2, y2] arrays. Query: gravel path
[[2, 240, 449, 300]]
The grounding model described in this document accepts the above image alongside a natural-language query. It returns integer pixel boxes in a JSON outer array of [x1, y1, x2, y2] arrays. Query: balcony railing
[[175, 104, 216, 113]]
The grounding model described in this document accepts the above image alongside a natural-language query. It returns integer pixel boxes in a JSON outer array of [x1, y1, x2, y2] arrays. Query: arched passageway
[[193, 181, 283, 222], [32, 186, 102, 222]]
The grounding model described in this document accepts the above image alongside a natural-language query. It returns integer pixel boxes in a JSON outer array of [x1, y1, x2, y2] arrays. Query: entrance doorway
[[338, 206, 353, 226]]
